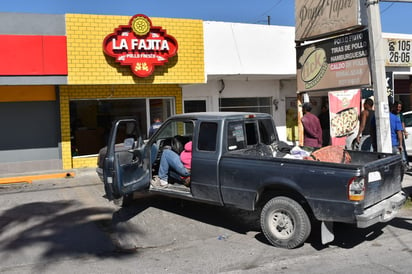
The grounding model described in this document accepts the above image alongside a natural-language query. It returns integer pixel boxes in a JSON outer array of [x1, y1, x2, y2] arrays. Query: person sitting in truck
[[151, 141, 192, 188]]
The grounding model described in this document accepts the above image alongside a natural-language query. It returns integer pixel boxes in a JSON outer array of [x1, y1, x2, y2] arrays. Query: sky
[[1, 0, 412, 34]]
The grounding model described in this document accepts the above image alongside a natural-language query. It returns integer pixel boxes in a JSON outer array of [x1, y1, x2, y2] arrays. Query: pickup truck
[[96, 112, 406, 249]]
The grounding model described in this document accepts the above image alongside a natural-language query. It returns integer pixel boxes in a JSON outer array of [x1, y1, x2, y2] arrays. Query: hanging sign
[[295, 0, 367, 41], [296, 29, 371, 92], [103, 14, 178, 77]]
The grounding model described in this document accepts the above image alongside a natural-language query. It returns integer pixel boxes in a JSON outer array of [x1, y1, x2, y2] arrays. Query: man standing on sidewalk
[[301, 102, 322, 149], [390, 102, 404, 161]]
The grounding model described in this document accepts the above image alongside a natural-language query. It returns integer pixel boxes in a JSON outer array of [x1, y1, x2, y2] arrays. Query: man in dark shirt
[[356, 98, 375, 151], [302, 102, 323, 149]]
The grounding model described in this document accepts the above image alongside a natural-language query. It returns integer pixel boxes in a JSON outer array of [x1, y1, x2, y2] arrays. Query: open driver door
[[102, 119, 151, 200]]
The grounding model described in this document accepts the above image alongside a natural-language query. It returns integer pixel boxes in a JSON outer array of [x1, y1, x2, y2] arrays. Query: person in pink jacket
[[180, 141, 192, 170], [152, 141, 192, 188]]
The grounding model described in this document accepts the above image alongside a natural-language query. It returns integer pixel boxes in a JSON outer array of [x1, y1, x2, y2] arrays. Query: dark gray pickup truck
[[96, 112, 406, 248]]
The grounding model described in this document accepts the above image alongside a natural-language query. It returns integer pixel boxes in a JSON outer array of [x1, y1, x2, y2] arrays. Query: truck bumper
[[356, 191, 407, 228]]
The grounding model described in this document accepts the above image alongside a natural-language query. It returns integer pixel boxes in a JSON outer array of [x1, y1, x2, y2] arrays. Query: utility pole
[[367, 0, 392, 153]]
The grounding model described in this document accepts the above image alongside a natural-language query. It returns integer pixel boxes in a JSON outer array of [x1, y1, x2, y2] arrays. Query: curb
[[0, 172, 75, 185]]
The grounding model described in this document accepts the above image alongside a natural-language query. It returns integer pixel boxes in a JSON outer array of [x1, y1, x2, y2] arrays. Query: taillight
[[348, 176, 365, 201]]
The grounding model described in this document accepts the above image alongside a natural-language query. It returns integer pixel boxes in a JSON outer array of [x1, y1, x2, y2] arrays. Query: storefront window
[[184, 100, 206, 113], [219, 97, 272, 114], [70, 98, 173, 156]]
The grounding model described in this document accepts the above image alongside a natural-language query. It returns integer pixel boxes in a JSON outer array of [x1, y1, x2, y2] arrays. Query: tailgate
[[363, 154, 403, 208]]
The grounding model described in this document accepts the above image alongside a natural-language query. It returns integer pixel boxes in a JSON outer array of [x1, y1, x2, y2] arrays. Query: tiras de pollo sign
[[103, 14, 178, 77], [296, 29, 371, 92]]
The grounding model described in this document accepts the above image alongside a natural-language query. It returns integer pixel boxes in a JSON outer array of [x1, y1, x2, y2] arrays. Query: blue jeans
[[359, 135, 373, 152], [158, 149, 190, 182]]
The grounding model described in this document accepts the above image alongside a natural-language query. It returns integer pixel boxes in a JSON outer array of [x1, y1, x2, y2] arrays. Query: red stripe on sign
[[0, 35, 67, 75]]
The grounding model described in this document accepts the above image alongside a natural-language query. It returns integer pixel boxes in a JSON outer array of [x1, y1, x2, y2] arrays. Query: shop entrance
[[70, 98, 173, 156]]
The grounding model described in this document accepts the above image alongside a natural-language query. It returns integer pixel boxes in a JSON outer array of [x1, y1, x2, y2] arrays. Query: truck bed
[[220, 146, 403, 222]]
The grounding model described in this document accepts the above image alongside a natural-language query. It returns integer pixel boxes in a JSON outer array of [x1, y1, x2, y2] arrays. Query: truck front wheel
[[261, 196, 311, 249]]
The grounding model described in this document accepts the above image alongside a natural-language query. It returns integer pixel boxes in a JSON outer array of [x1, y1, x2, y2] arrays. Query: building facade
[[0, 12, 411, 175]]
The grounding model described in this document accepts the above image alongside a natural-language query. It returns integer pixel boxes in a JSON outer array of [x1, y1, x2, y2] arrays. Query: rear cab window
[[227, 117, 277, 151]]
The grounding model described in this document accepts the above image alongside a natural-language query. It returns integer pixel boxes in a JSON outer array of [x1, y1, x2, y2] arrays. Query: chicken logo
[[103, 14, 178, 77], [299, 46, 327, 89]]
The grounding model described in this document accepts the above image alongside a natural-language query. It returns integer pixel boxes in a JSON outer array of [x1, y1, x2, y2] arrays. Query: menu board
[[297, 30, 371, 92]]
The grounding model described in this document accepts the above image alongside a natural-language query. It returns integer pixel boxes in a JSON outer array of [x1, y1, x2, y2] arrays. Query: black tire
[[260, 196, 311, 249]]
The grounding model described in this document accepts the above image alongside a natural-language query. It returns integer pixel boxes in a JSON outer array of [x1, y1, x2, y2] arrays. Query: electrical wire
[[253, 0, 283, 23], [381, 3, 395, 14]]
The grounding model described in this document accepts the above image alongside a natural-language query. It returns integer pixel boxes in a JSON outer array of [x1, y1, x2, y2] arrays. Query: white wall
[[182, 78, 298, 142], [203, 21, 296, 77], [182, 21, 299, 142]]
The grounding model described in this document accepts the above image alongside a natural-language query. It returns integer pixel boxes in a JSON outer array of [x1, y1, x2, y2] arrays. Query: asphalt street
[[0, 168, 411, 274]]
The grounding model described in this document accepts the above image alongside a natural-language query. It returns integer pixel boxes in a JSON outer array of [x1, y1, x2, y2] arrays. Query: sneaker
[[182, 176, 191, 187], [159, 179, 169, 187], [151, 176, 168, 188]]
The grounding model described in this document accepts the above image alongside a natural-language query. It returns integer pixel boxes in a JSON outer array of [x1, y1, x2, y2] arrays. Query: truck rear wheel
[[260, 196, 311, 249]]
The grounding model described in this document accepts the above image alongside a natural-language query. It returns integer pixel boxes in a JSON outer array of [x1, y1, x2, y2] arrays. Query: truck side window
[[227, 121, 246, 150], [258, 118, 277, 145], [198, 122, 217, 151]]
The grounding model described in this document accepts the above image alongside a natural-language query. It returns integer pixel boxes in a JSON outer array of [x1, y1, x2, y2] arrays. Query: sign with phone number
[[385, 38, 412, 67]]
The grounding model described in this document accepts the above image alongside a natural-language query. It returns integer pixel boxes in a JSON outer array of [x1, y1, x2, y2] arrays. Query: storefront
[[0, 13, 204, 173], [0, 13, 67, 174], [292, 30, 412, 149], [63, 14, 205, 170]]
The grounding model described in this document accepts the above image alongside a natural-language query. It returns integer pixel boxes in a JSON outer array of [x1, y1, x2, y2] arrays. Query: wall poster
[[328, 89, 361, 147]]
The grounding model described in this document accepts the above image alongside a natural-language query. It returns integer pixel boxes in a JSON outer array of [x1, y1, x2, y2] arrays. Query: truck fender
[[258, 177, 307, 206], [256, 181, 317, 224]]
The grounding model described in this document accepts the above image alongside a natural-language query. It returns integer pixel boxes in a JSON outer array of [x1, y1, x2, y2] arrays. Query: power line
[[253, 0, 283, 24], [381, 2, 395, 13], [380, 0, 412, 2]]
